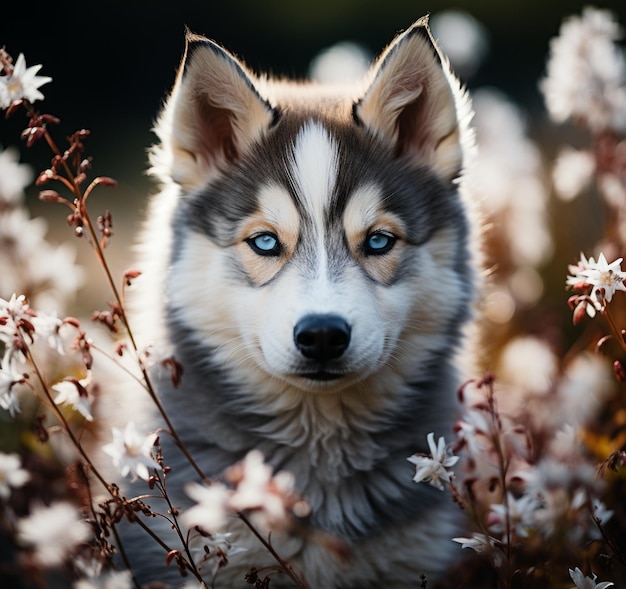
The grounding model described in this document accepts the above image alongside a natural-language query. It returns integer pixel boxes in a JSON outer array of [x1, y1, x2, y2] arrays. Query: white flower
[[0, 388, 20, 416], [567, 252, 626, 316], [0, 362, 21, 417], [453, 533, 505, 567], [0, 146, 33, 205], [16, 501, 91, 567], [0, 211, 84, 315], [183, 481, 232, 533], [569, 567, 614, 589], [73, 570, 133, 589], [227, 450, 300, 532], [592, 499, 614, 526], [0, 293, 32, 335], [407, 432, 459, 490], [579, 252, 626, 304], [102, 422, 160, 482], [52, 378, 93, 421], [0, 452, 29, 499], [0, 53, 52, 108], [453, 532, 496, 553], [187, 530, 247, 579], [488, 493, 539, 540]]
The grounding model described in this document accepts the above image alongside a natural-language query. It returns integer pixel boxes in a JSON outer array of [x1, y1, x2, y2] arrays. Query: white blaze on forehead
[[289, 121, 339, 229]]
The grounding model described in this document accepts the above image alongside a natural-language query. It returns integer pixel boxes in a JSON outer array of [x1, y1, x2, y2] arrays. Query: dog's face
[[153, 18, 474, 395]]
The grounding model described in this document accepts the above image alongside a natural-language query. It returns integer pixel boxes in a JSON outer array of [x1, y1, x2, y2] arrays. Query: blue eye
[[247, 232, 281, 256], [364, 232, 396, 255]]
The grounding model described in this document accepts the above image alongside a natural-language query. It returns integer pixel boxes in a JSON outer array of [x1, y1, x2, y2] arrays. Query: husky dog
[[124, 15, 477, 588]]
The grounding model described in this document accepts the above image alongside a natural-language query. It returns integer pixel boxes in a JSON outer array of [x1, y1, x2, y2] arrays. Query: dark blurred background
[[1, 0, 625, 311], [3, 0, 624, 185]]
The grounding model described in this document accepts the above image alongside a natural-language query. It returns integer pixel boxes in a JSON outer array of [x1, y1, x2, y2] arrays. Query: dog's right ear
[[153, 32, 277, 192]]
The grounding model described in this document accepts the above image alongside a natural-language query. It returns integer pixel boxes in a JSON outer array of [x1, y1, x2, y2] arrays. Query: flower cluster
[[541, 7, 626, 250], [0, 294, 94, 421], [540, 6, 626, 133], [469, 88, 552, 325], [102, 421, 160, 482], [567, 252, 626, 319], [410, 362, 620, 587], [184, 450, 309, 535], [0, 146, 84, 314]]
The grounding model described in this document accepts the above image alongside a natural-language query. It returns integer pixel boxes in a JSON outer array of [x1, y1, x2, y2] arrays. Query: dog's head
[[151, 17, 475, 395]]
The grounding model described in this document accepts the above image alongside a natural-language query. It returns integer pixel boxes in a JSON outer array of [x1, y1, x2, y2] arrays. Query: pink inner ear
[[394, 88, 426, 159], [197, 101, 239, 166]]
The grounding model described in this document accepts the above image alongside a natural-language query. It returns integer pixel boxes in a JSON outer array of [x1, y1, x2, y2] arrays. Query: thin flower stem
[[152, 470, 208, 586], [590, 504, 626, 568], [21, 338, 112, 494], [32, 109, 208, 484], [17, 322, 201, 582], [485, 382, 513, 589], [238, 512, 310, 589], [601, 305, 626, 354], [75, 186, 209, 483], [76, 463, 142, 589], [89, 342, 149, 391]]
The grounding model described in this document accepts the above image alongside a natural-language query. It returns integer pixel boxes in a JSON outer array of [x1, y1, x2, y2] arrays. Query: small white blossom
[[102, 422, 160, 482], [0, 147, 33, 205], [0, 452, 30, 499], [187, 531, 247, 579], [16, 501, 91, 567], [73, 570, 133, 589], [453, 533, 505, 567], [579, 252, 626, 303], [227, 450, 301, 532], [0, 294, 33, 338], [488, 493, 540, 540], [183, 481, 232, 533], [592, 499, 614, 526], [408, 432, 459, 490], [569, 567, 614, 589], [0, 211, 84, 315], [0, 363, 21, 416], [567, 253, 626, 316], [453, 532, 496, 553], [184, 451, 304, 535], [0, 53, 52, 108], [52, 378, 93, 421]]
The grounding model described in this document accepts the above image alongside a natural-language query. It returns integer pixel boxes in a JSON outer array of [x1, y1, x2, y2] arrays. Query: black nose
[[293, 314, 351, 362]]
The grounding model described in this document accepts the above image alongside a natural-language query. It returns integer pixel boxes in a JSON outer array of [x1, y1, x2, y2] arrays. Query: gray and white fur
[[119, 16, 478, 588]]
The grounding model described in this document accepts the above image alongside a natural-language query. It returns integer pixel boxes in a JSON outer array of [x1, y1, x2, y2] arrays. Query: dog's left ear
[[354, 17, 470, 181]]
